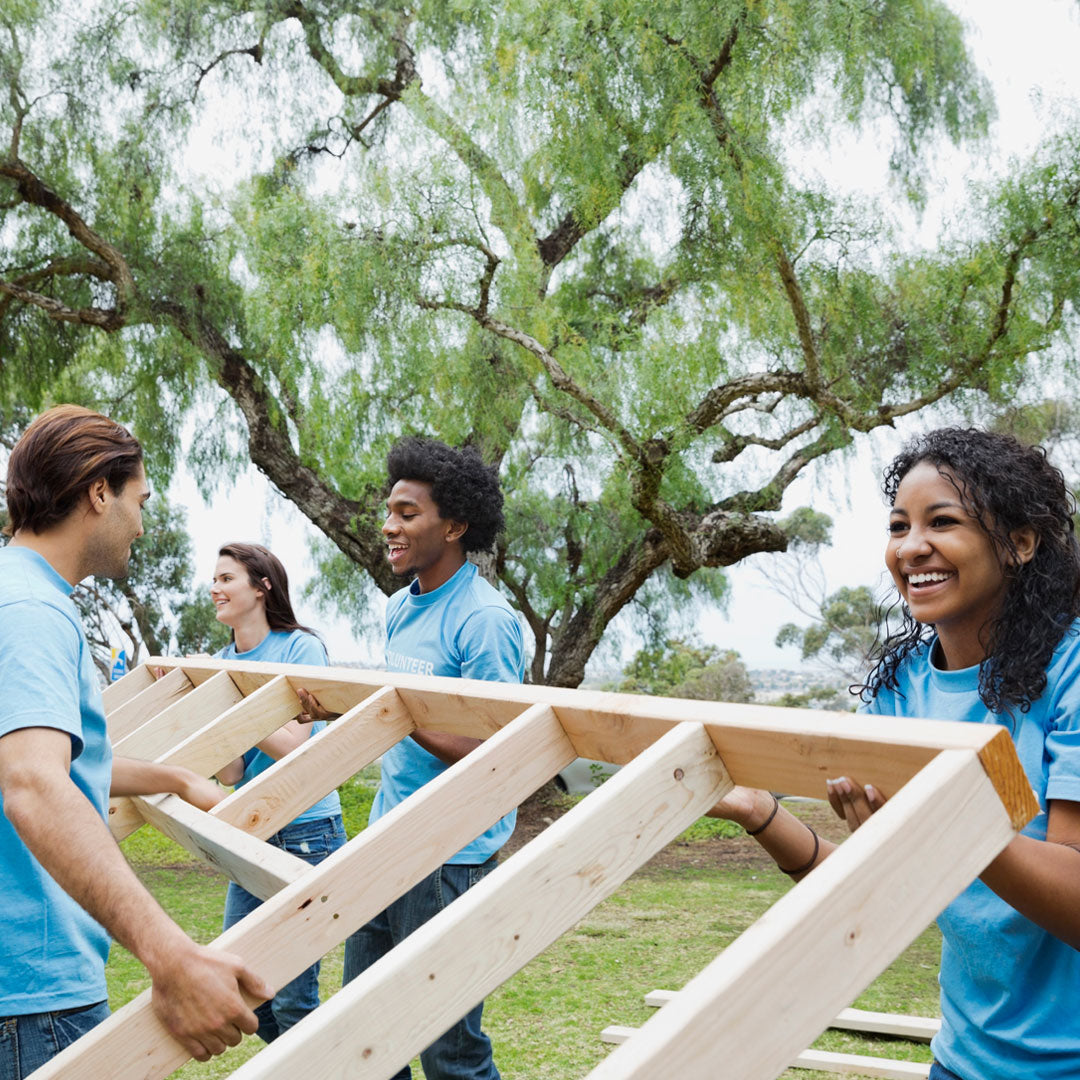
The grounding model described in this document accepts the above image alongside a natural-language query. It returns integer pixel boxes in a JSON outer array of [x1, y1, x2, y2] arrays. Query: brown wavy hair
[[217, 542, 320, 640], [5, 405, 143, 535]]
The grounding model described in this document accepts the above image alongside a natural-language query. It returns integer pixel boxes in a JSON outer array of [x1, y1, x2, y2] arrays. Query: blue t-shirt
[[373, 560, 525, 863], [0, 547, 113, 1014], [218, 629, 341, 823], [864, 630, 1080, 1080]]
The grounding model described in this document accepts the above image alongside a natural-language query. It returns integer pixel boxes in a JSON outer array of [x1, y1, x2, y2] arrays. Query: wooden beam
[[792, 1049, 930, 1078], [133, 794, 308, 900], [229, 722, 734, 1080], [34, 701, 575, 1080], [212, 686, 414, 840], [642, 990, 940, 1042], [600, 1030, 929, 1079], [101, 663, 154, 712], [106, 667, 192, 743], [138, 658, 1039, 827], [109, 675, 306, 841], [114, 670, 244, 761], [584, 749, 1018, 1080]]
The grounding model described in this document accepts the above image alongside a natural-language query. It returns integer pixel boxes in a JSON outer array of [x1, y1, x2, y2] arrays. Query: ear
[[88, 477, 109, 516], [1011, 526, 1038, 566], [444, 519, 468, 545], [259, 577, 272, 597]]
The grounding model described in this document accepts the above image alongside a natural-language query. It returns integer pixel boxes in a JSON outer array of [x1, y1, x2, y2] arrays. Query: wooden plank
[[212, 686, 414, 840], [136, 658, 1038, 827], [109, 675, 306, 841], [101, 663, 154, 712], [132, 794, 308, 900], [114, 670, 244, 761], [584, 749, 1019, 1080], [602, 1026, 930, 1078], [229, 722, 734, 1080], [642, 991, 940, 1042], [792, 1049, 930, 1079], [106, 667, 192, 743], [37, 701, 576, 1080]]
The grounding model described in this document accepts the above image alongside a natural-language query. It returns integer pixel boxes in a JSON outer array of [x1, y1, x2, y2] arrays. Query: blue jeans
[[929, 1065, 966, 1080], [0, 1001, 109, 1079], [223, 815, 346, 1043], [343, 858, 500, 1080]]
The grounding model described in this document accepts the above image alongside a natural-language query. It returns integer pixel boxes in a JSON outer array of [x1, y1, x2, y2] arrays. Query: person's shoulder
[[282, 628, 328, 666], [460, 568, 515, 615]]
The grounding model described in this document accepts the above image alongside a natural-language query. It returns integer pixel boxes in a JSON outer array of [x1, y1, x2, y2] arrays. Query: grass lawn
[[110, 778, 940, 1080]]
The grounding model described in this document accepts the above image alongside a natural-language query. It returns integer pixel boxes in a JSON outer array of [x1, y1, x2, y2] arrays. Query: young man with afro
[[343, 436, 524, 1080]]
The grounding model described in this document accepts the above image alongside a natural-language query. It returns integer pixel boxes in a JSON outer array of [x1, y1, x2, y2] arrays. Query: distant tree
[[5, 3, 1080, 685], [619, 638, 754, 703]]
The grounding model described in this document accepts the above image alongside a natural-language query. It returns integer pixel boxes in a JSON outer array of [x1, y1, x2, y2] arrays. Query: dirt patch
[[503, 783, 851, 874]]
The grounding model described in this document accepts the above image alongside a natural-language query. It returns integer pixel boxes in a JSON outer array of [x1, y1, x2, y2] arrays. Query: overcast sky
[[169, 0, 1080, 677]]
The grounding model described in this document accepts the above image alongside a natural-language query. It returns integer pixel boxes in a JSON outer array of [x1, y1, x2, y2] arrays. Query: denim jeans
[[343, 857, 501, 1080], [929, 1064, 966, 1080], [223, 815, 346, 1042], [0, 1001, 109, 1080]]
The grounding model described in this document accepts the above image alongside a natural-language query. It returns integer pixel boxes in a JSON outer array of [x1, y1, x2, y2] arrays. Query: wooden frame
[[41, 657, 1038, 1080]]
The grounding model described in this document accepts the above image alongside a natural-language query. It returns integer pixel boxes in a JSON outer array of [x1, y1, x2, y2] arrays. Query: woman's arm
[[828, 779, 1080, 950], [979, 798, 1080, 950], [708, 786, 837, 882]]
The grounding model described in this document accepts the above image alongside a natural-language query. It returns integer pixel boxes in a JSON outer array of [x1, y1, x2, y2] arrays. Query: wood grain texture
[[101, 663, 154, 712], [228, 723, 734, 1080], [37, 702, 576, 1080], [106, 667, 192, 743], [586, 750, 1014, 1080], [133, 794, 308, 899]]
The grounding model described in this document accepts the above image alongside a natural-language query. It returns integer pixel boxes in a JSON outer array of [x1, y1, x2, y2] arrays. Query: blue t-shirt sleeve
[[0, 601, 85, 754], [456, 605, 524, 684], [1045, 648, 1080, 804], [284, 631, 328, 667]]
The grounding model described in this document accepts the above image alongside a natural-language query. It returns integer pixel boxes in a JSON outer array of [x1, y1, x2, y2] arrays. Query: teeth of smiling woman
[[908, 572, 953, 585]]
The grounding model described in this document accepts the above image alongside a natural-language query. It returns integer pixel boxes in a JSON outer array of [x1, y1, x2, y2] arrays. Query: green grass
[[111, 777, 939, 1080]]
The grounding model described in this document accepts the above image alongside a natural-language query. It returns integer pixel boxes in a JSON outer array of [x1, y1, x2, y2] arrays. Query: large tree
[[3, 1, 1080, 685]]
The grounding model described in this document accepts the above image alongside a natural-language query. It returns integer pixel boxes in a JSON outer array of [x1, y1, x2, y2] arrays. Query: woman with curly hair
[[212, 542, 346, 1043], [710, 427, 1080, 1080]]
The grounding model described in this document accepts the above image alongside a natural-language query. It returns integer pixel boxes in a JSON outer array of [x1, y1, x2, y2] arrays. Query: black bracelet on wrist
[[745, 792, 780, 836], [777, 825, 820, 876]]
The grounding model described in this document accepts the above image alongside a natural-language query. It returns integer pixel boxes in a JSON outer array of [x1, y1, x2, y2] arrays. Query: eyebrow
[[890, 500, 963, 516], [386, 497, 421, 510]]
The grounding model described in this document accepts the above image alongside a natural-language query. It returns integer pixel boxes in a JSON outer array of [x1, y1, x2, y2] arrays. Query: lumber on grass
[[585, 749, 1021, 1080], [132, 794, 308, 900], [599, 1027, 930, 1079], [227, 721, 734, 1080], [142, 657, 1038, 828], [643, 990, 940, 1043], [35, 702, 576, 1080]]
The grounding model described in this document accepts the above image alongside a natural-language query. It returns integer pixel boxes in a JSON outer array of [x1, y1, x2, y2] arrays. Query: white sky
[[169, 0, 1080, 676]]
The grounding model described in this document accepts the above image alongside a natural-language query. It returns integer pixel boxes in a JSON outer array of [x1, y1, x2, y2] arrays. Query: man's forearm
[[411, 729, 482, 765], [112, 757, 224, 811], [5, 763, 193, 968]]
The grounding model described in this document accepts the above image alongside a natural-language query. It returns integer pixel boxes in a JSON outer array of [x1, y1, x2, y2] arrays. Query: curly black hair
[[859, 427, 1080, 715], [386, 437, 505, 555]]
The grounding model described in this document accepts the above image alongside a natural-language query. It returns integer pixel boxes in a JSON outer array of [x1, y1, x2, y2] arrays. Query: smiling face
[[211, 554, 268, 629], [886, 461, 1035, 669], [382, 479, 467, 593]]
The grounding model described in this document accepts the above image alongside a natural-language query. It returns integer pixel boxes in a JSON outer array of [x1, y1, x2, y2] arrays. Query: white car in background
[[554, 757, 619, 794]]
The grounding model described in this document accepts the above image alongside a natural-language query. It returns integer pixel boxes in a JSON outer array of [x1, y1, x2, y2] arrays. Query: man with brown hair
[[0, 405, 271, 1076]]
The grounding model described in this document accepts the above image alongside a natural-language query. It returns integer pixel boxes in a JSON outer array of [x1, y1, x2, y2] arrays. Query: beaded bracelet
[[744, 792, 780, 836], [777, 825, 820, 876]]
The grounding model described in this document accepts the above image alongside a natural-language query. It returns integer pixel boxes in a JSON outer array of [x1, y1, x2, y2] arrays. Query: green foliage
[[4, 1, 1080, 685], [619, 637, 754, 703], [776, 584, 887, 683]]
